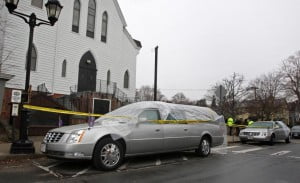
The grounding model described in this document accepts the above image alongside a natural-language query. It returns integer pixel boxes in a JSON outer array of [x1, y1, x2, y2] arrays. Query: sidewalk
[[0, 135, 240, 161], [0, 136, 45, 161], [227, 135, 240, 144]]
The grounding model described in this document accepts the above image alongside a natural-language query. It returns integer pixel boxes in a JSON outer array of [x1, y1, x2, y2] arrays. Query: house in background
[[0, 0, 141, 135]]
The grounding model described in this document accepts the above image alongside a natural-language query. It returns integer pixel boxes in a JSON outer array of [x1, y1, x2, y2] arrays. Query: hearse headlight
[[66, 130, 85, 144]]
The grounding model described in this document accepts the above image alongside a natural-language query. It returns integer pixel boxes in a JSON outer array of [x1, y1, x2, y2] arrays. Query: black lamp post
[[5, 0, 63, 154]]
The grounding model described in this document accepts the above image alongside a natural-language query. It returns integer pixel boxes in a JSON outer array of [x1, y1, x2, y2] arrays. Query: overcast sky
[[118, 0, 300, 100]]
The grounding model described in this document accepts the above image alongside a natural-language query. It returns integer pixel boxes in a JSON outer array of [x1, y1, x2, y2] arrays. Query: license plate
[[40, 143, 46, 153], [248, 136, 253, 140], [294, 133, 298, 137]]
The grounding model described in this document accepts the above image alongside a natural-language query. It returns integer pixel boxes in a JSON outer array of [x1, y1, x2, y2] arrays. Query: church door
[[78, 51, 97, 92]]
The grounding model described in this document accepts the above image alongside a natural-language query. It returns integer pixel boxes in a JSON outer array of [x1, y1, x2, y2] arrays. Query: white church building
[[0, 0, 141, 118], [0, 0, 141, 131], [1, 0, 141, 95]]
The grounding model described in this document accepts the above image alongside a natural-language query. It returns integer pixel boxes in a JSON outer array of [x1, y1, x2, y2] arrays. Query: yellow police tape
[[226, 124, 267, 128], [23, 104, 212, 124], [24, 104, 103, 117], [227, 124, 247, 128], [23, 104, 129, 119], [154, 120, 211, 124]]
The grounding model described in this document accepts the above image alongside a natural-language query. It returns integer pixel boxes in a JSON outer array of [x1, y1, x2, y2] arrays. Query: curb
[[0, 153, 45, 161]]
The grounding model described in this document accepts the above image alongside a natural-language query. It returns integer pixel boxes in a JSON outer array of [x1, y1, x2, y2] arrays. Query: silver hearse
[[239, 121, 291, 145], [41, 101, 225, 170]]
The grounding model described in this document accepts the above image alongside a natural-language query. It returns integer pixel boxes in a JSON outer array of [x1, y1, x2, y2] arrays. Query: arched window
[[107, 70, 110, 85], [62, 60, 67, 77], [101, 11, 108, 42], [124, 70, 129, 89], [72, 0, 80, 33], [26, 44, 37, 71], [86, 0, 96, 38]]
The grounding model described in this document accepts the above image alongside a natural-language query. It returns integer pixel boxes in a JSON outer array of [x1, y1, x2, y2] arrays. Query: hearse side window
[[169, 110, 186, 120], [166, 113, 176, 120], [138, 109, 161, 121]]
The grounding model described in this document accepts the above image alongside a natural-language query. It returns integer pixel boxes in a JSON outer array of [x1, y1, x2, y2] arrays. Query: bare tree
[[196, 98, 208, 107], [172, 92, 189, 104], [135, 85, 166, 101], [281, 52, 300, 107], [206, 73, 245, 118], [223, 73, 245, 117], [211, 95, 217, 109], [245, 72, 285, 120]]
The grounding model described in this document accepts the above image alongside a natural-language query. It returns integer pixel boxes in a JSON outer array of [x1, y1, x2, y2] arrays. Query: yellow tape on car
[[23, 105, 213, 124], [227, 124, 247, 128], [153, 120, 211, 124]]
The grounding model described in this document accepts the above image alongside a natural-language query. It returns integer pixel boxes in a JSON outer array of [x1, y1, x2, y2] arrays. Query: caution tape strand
[[23, 105, 217, 124]]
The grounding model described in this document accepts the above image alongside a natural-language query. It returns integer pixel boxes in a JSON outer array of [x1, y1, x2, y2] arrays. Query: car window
[[166, 113, 176, 120], [169, 110, 186, 120], [275, 122, 283, 128], [292, 126, 300, 130], [249, 121, 273, 128], [138, 109, 161, 121]]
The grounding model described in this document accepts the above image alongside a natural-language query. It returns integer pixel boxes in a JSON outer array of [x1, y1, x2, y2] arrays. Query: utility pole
[[154, 46, 158, 101], [232, 72, 236, 119]]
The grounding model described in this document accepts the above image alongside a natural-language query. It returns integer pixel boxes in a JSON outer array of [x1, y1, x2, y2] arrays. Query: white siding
[[0, 1, 6, 64], [2, 0, 57, 90], [1, 0, 140, 98]]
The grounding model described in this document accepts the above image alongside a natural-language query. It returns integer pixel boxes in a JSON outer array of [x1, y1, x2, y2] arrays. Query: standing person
[[247, 119, 254, 126], [227, 117, 234, 135], [235, 118, 242, 135]]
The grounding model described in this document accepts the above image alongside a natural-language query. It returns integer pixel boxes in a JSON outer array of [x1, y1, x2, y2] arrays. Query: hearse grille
[[243, 132, 260, 136], [44, 132, 64, 143]]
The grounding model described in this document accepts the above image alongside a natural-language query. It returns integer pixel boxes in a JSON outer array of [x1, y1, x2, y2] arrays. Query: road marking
[[32, 162, 63, 178], [47, 162, 63, 169], [212, 146, 240, 151], [72, 167, 91, 178], [232, 147, 263, 154], [182, 156, 188, 161], [288, 156, 300, 159], [155, 158, 161, 166], [271, 151, 291, 156], [212, 146, 240, 154]]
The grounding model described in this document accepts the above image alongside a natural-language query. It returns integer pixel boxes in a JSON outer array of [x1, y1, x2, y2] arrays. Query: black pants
[[229, 126, 233, 136]]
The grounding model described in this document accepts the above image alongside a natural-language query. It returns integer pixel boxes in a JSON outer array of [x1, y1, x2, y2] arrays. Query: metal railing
[[37, 83, 50, 93], [69, 79, 130, 102]]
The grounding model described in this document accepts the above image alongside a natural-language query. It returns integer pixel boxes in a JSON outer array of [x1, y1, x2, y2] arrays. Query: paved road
[[0, 139, 299, 183]]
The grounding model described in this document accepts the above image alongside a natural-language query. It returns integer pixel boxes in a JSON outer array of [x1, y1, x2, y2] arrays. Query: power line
[[160, 88, 208, 91]]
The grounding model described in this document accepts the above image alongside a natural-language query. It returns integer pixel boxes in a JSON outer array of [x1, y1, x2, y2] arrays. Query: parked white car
[[239, 121, 291, 145], [41, 101, 225, 170], [291, 125, 300, 139]]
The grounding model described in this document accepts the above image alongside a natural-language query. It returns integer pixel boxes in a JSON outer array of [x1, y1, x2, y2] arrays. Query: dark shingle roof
[[133, 39, 142, 48]]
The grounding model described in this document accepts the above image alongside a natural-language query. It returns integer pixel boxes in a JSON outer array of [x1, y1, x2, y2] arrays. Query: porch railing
[[69, 79, 130, 102]]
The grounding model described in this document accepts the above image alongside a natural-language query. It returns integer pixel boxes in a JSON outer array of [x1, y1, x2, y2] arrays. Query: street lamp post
[[154, 46, 158, 101], [5, 0, 63, 154]]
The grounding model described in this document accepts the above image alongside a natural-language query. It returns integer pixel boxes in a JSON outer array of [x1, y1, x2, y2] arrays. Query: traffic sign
[[11, 90, 22, 103]]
